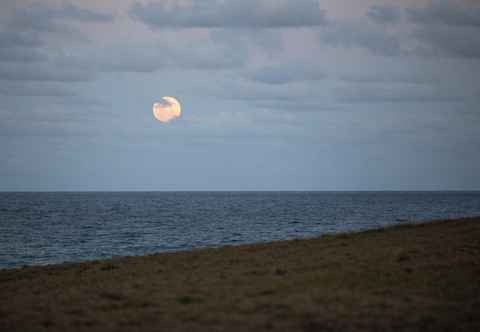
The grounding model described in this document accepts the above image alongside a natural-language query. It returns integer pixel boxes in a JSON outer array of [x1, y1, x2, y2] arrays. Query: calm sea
[[0, 191, 479, 269]]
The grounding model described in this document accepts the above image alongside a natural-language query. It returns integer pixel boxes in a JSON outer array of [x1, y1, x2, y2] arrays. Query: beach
[[1, 217, 479, 331]]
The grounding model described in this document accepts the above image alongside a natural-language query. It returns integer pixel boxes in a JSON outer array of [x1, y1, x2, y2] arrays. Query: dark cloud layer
[[334, 84, 469, 104], [0, 2, 113, 51], [252, 99, 337, 112], [405, 1, 480, 58], [326, 1, 480, 59], [129, 0, 327, 28], [0, 3, 113, 91], [407, 0, 480, 27], [0, 47, 47, 63], [248, 63, 326, 85], [0, 62, 92, 82], [367, 5, 401, 24], [321, 20, 401, 56], [0, 30, 42, 48], [413, 25, 480, 59], [49, 3, 114, 22], [0, 82, 75, 97], [89, 36, 247, 73], [339, 71, 437, 85], [9, 3, 113, 29]]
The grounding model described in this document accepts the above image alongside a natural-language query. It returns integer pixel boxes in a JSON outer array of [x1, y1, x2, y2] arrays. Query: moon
[[152, 96, 182, 123]]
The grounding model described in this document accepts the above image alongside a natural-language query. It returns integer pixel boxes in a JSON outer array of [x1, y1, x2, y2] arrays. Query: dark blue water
[[0, 191, 479, 269]]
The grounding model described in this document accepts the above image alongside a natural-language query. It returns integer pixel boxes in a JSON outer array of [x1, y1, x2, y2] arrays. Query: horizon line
[[1, 190, 480, 193]]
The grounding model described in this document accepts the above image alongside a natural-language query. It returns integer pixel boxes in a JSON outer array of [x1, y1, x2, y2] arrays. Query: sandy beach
[[1, 217, 479, 331]]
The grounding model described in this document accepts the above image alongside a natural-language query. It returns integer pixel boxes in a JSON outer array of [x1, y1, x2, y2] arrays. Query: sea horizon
[[2, 191, 479, 269], [2, 190, 480, 193]]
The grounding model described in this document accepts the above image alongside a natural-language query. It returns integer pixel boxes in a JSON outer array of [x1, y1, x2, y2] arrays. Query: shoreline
[[2, 216, 477, 271], [1, 216, 479, 331]]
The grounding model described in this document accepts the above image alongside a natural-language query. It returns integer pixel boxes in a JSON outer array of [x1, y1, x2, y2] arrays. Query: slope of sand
[[1, 217, 479, 331]]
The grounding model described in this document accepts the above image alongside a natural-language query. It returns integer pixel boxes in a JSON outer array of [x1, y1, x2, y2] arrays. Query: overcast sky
[[1, 0, 479, 191]]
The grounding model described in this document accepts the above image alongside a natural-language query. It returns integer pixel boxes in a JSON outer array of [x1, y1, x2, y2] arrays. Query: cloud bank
[[129, 0, 328, 28]]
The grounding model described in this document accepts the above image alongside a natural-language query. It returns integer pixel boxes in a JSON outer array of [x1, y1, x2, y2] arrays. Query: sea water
[[1, 191, 479, 269]]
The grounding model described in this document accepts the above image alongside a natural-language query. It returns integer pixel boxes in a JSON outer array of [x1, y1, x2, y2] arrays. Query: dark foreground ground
[[1, 217, 479, 332]]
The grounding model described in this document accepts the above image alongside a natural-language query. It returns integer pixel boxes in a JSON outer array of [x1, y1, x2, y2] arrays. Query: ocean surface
[[1, 191, 479, 269]]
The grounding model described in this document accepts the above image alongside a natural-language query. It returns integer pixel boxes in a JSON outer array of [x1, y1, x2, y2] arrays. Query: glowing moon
[[152, 96, 181, 123]]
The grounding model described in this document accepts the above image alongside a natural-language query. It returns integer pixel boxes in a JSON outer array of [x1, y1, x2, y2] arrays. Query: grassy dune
[[1, 217, 479, 331]]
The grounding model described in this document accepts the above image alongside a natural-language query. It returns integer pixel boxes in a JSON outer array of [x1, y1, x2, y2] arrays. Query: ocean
[[1, 191, 479, 269]]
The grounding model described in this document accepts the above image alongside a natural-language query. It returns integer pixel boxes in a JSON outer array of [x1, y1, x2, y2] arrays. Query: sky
[[1, 0, 479, 191]]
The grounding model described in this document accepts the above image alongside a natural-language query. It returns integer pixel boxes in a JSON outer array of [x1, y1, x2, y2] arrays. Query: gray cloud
[[400, 1, 480, 59], [247, 63, 326, 85], [164, 38, 247, 69], [0, 62, 92, 82], [129, 0, 327, 28], [220, 78, 323, 103], [0, 47, 47, 63], [8, 3, 113, 32], [321, 20, 402, 56], [337, 1, 480, 59], [0, 30, 42, 48], [334, 83, 471, 103], [50, 3, 114, 23], [252, 99, 338, 112], [90, 36, 248, 73], [0, 3, 113, 51], [412, 25, 480, 59], [0, 3, 113, 90], [0, 82, 75, 97], [367, 5, 401, 24], [407, 0, 480, 27], [210, 28, 284, 56], [339, 70, 439, 85], [0, 35, 246, 93]]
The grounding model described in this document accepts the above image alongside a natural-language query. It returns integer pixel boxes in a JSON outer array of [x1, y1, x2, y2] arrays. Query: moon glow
[[152, 96, 182, 123]]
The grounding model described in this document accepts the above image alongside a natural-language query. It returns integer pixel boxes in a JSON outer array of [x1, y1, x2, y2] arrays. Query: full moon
[[152, 96, 182, 123]]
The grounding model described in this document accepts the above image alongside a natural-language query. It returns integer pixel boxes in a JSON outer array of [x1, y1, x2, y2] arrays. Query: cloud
[[0, 47, 47, 63], [0, 61, 92, 82], [401, 1, 480, 59], [129, 0, 328, 28], [406, 0, 480, 27], [8, 3, 113, 31], [247, 62, 326, 85], [0, 2, 115, 79], [367, 5, 401, 24], [0, 34, 246, 90], [252, 99, 337, 112], [221, 78, 323, 102], [412, 25, 480, 59], [0, 30, 42, 49], [163, 37, 248, 69], [334, 83, 470, 103], [0, 2, 113, 49], [51, 3, 114, 23], [210, 28, 284, 55], [0, 82, 75, 97], [323, 2, 480, 59], [339, 70, 438, 85], [321, 20, 402, 56], [90, 36, 247, 73]]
